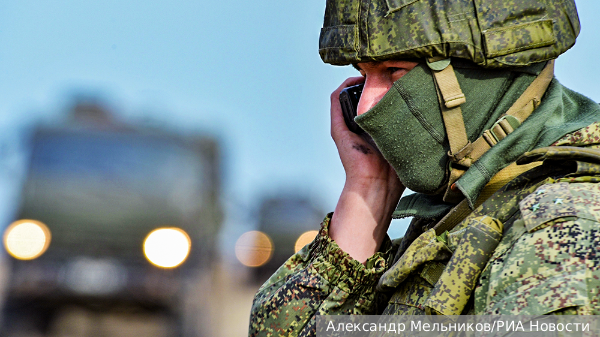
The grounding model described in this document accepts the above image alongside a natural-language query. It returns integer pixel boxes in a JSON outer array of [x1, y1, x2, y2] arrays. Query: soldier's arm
[[249, 214, 394, 336]]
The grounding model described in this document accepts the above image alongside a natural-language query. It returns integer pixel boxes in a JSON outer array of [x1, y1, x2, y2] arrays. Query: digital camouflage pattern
[[249, 123, 600, 336], [425, 216, 503, 316], [381, 144, 600, 317], [249, 215, 394, 336], [376, 229, 451, 293], [476, 180, 600, 315], [553, 122, 600, 147], [319, 0, 580, 68]]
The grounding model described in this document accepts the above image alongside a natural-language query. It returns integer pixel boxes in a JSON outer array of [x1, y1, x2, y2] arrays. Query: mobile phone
[[339, 84, 364, 134]]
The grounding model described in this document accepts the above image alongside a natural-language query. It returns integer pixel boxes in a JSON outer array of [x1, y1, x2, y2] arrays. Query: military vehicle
[[1, 101, 222, 337], [237, 194, 323, 283]]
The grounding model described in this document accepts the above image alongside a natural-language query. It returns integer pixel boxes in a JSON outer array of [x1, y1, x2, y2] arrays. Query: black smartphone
[[339, 83, 364, 134]]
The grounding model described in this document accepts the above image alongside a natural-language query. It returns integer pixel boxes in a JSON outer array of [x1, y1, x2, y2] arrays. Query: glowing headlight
[[235, 231, 273, 267], [3, 219, 51, 260], [294, 230, 319, 253], [143, 228, 191, 268]]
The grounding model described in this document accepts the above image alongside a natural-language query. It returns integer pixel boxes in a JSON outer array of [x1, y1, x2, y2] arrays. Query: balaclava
[[354, 61, 541, 195], [355, 60, 600, 207]]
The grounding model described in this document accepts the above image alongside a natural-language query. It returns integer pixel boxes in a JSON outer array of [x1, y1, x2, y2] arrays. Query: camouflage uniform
[[249, 214, 391, 336], [381, 138, 600, 316], [249, 123, 600, 336], [250, 0, 599, 335]]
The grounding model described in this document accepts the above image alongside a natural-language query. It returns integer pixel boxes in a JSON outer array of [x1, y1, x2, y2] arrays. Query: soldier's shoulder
[[476, 180, 600, 315], [519, 180, 600, 233]]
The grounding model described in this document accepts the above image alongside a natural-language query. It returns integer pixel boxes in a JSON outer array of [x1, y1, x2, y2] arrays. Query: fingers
[[330, 76, 365, 104], [330, 76, 364, 141]]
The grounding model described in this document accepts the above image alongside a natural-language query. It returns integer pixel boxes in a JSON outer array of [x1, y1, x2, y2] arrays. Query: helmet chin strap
[[426, 58, 555, 203]]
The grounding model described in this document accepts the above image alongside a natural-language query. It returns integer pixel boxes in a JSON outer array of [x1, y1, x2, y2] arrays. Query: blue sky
[[1, 1, 599, 241]]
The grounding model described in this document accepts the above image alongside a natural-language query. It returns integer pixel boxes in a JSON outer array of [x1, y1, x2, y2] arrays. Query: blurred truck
[[1, 101, 222, 337], [236, 194, 323, 283]]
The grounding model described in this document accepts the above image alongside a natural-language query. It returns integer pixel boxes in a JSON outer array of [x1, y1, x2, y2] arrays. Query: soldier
[[250, 0, 600, 335]]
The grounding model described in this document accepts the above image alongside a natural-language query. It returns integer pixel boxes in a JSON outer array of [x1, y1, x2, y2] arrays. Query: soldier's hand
[[329, 77, 404, 263], [330, 77, 400, 190]]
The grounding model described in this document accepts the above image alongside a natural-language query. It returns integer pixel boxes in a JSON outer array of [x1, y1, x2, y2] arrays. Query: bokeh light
[[294, 230, 319, 253], [235, 231, 273, 267], [143, 228, 191, 268], [4, 220, 51, 260]]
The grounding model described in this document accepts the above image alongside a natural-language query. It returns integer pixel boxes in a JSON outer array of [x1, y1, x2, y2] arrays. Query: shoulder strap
[[427, 59, 555, 203]]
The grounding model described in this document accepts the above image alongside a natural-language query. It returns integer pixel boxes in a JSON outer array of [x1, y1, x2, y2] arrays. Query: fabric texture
[[354, 61, 544, 195], [249, 214, 395, 337], [381, 68, 600, 210], [385, 143, 600, 316], [249, 121, 600, 336], [456, 80, 600, 208], [319, 0, 579, 68]]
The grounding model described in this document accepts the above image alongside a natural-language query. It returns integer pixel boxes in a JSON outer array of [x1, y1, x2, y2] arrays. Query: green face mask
[[355, 63, 519, 195]]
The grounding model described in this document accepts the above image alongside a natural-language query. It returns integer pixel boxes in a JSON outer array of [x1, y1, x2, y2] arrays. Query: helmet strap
[[427, 58, 555, 203]]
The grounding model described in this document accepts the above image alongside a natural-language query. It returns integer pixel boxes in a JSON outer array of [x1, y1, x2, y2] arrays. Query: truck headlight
[[235, 231, 273, 267], [294, 230, 319, 253], [143, 228, 191, 268], [3, 219, 51, 260]]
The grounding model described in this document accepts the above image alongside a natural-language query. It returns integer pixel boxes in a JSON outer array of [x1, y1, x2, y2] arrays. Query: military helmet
[[319, 0, 580, 68]]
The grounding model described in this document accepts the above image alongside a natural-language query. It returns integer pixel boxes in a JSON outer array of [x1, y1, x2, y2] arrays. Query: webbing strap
[[436, 60, 554, 203], [441, 105, 472, 163], [506, 60, 554, 120], [469, 60, 555, 162], [428, 58, 471, 166], [434, 160, 542, 235], [433, 64, 466, 109]]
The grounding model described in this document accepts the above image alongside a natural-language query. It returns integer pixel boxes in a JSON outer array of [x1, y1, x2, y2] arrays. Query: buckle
[[489, 115, 521, 143], [447, 142, 473, 167]]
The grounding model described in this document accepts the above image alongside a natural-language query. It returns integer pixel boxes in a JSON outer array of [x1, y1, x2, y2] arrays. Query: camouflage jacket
[[249, 123, 600, 336]]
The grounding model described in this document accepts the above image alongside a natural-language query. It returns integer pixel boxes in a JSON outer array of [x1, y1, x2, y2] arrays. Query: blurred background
[[0, 1, 598, 336]]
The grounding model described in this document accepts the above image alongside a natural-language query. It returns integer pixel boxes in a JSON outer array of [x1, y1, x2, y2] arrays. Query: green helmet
[[319, 0, 580, 68]]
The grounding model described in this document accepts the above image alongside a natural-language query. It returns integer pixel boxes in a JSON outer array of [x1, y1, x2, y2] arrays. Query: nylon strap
[[428, 58, 471, 167], [433, 160, 542, 235], [433, 64, 466, 109], [435, 60, 554, 202], [468, 60, 555, 164]]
